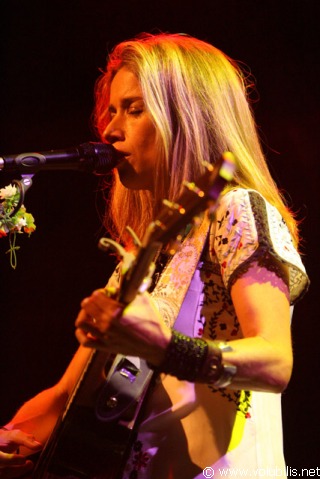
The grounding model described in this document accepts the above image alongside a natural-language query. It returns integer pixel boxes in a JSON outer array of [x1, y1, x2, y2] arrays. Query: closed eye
[[128, 106, 144, 116]]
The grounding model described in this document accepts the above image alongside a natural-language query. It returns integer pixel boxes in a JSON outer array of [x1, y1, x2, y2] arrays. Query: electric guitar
[[32, 152, 236, 479]]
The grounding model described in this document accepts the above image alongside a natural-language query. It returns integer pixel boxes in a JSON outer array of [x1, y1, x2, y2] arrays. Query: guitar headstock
[[99, 152, 236, 304], [143, 151, 236, 248]]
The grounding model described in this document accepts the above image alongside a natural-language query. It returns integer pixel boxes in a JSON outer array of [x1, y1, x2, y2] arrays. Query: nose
[[103, 116, 125, 144]]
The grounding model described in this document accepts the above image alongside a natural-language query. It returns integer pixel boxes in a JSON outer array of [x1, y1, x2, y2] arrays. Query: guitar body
[[33, 404, 130, 479], [32, 153, 235, 479], [32, 351, 154, 478]]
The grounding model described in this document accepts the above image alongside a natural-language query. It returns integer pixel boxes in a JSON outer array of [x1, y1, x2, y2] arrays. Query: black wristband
[[148, 331, 236, 387], [149, 330, 209, 382]]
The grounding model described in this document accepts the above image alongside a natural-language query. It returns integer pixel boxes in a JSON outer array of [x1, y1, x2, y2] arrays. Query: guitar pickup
[[96, 355, 152, 422], [118, 358, 140, 383]]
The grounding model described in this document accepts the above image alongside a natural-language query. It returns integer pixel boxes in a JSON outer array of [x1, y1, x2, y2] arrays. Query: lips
[[112, 150, 131, 173], [113, 149, 129, 164], [114, 149, 130, 159]]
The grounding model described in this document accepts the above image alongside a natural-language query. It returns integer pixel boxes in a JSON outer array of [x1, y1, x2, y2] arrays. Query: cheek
[[141, 125, 158, 156]]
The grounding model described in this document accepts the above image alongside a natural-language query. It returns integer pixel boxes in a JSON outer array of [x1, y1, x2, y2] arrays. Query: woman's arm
[[3, 346, 92, 453], [223, 261, 292, 392], [75, 260, 292, 393]]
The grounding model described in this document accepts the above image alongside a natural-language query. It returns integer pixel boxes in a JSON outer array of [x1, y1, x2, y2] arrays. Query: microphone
[[0, 142, 119, 175]]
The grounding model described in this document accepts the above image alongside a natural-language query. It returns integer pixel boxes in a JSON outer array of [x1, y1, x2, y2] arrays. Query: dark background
[[0, 0, 319, 469]]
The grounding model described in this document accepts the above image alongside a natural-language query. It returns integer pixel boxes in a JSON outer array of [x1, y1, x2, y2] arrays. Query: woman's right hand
[[0, 428, 42, 478]]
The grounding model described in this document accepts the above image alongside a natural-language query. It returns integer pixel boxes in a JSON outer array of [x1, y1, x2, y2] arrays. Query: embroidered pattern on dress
[[200, 256, 250, 416], [125, 440, 151, 478], [207, 386, 252, 417]]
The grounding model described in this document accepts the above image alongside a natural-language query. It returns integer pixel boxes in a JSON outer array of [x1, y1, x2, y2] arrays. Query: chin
[[117, 164, 153, 191]]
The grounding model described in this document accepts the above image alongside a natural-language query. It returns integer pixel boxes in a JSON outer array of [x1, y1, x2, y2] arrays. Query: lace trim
[[223, 190, 309, 304], [227, 192, 288, 291]]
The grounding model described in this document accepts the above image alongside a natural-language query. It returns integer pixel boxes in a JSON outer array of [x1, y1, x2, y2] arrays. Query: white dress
[[122, 188, 309, 479]]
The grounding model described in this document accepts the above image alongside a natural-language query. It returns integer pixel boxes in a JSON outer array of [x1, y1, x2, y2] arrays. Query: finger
[[78, 292, 122, 328], [80, 298, 105, 317], [74, 307, 96, 327], [12, 434, 41, 452], [0, 430, 42, 453], [75, 327, 91, 346], [75, 306, 113, 336], [81, 290, 123, 315], [75, 291, 123, 339], [75, 328, 109, 350], [76, 323, 105, 341], [99, 294, 123, 317], [0, 460, 34, 479], [0, 452, 26, 466], [0, 452, 35, 478]]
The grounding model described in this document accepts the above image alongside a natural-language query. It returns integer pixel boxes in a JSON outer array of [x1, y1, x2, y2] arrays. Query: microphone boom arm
[[0, 142, 118, 175]]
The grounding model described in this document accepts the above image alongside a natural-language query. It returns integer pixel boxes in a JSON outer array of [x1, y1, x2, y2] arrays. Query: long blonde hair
[[94, 33, 299, 248]]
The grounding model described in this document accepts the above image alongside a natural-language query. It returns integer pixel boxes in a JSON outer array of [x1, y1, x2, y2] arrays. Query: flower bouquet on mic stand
[[0, 180, 36, 269]]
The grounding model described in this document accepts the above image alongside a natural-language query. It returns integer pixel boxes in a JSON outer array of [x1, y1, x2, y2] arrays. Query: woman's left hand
[[0, 428, 42, 478], [75, 289, 171, 366]]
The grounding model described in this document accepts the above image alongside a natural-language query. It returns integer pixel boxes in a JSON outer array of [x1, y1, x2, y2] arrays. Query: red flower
[[0, 229, 7, 238], [133, 451, 150, 471], [24, 226, 35, 234]]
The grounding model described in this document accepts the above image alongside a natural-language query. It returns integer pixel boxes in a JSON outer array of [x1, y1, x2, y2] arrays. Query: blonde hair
[[94, 33, 299, 248]]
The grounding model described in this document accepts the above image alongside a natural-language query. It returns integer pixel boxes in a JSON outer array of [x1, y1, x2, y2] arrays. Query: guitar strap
[[151, 213, 211, 329]]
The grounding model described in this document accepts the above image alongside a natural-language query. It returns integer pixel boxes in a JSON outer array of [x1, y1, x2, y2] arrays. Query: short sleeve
[[210, 188, 309, 304]]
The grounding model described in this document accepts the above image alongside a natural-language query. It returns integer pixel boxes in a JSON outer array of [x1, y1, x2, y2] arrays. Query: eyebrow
[[108, 96, 144, 113]]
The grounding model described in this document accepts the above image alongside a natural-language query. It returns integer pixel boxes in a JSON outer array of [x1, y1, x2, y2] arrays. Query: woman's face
[[103, 67, 158, 191]]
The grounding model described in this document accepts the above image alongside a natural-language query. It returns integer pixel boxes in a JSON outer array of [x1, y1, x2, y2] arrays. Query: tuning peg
[[162, 199, 186, 215], [125, 225, 142, 247], [202, 152, 236, 183], [98, 237, 135, 274], [219, 151, 237, 181], [98, 237, 125, 255], [182, 180, 205, 197], [201, 160, 214, 172]]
